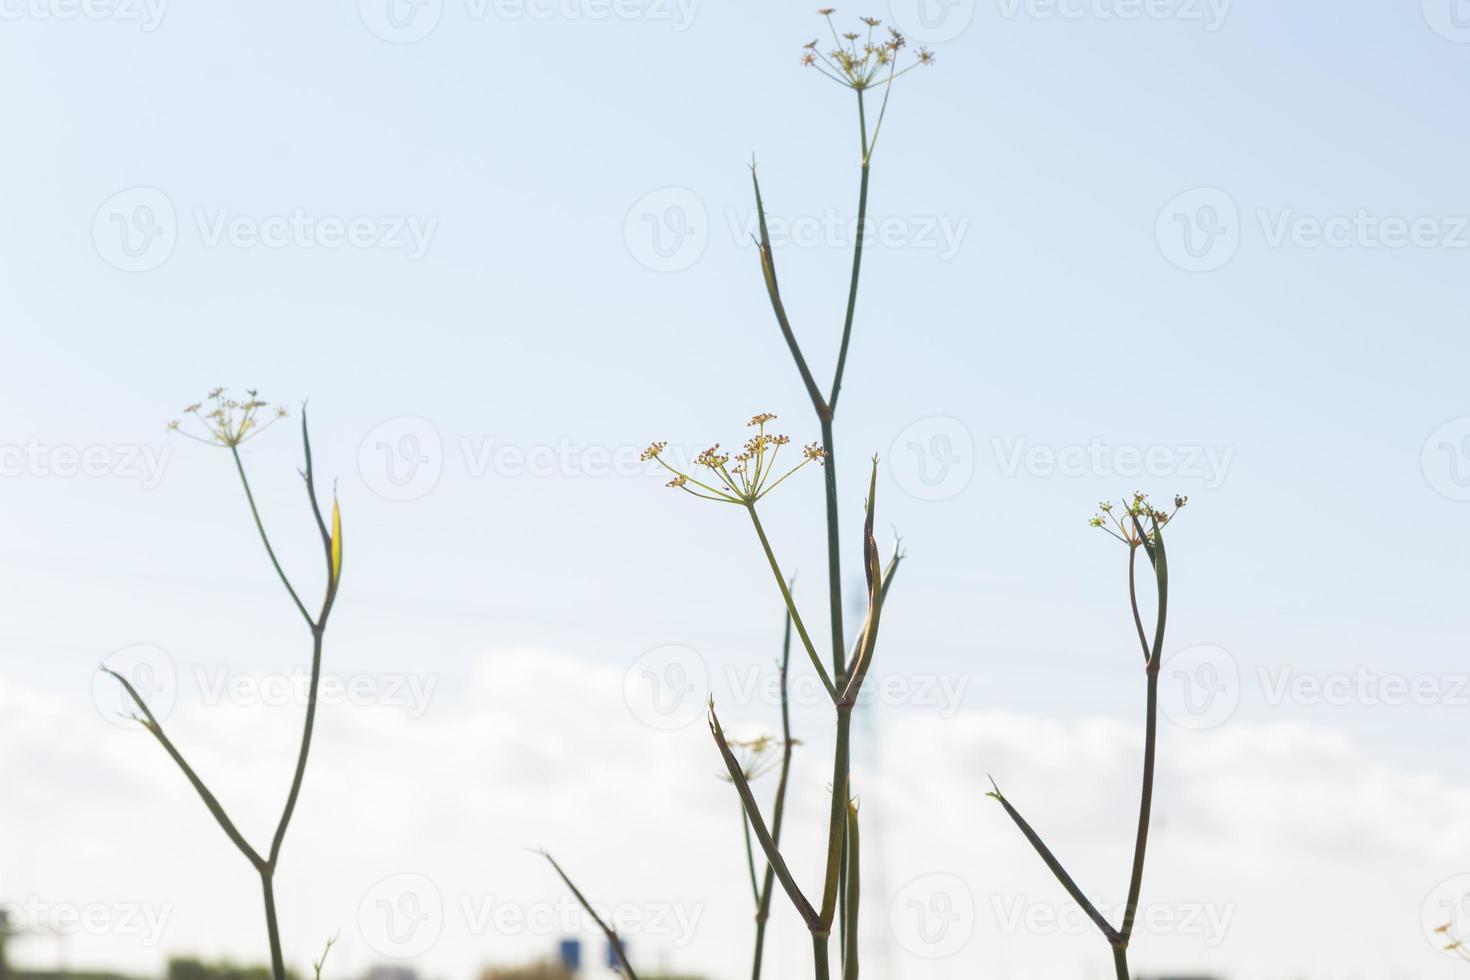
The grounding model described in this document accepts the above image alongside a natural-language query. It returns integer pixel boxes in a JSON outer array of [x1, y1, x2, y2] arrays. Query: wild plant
[[543, 12, 931, 980], [103, 389, 343, 980], [987, 493, 1186, 980]]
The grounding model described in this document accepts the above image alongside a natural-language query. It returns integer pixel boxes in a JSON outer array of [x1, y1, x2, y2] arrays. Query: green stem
[[827, 90, 872, 416], [745, 505, 836, 701], [230, 447, 313, 629], [752, 595, 797, 980], [826, 93, 874, 968], [742, 806, 762, 907], [1121, 658, 1160, 943], [104, 668, 265, 870], [260, 870, 285, 980], [988, 783, 1119, 946], [837, 825, 848, 976], [751, 167, 828, 418], [268, 629, 325, 867], [541, 854, 639, 980], [813, 933, 832, 980], [1122, 524, 1168, 944], [820, 417, 845, 684], [818, 708, 853, 930], [1113, 946, 1129, 980], [843, 802, 860, 980], [710, 706, 819, 928]]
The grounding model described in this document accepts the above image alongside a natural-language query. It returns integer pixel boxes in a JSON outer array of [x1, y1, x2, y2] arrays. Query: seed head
[[644, 415, 826, 505], [168, 388, 288, 449], [802, 11, 935, 90], [1091, 492, 1188, 547]]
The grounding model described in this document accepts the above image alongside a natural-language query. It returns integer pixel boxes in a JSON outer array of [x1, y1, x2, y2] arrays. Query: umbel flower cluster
[[168, 387, 290, 448], [802, 10, 934, 89], [1090, 492, 1189, 547], [643, 413, 826, 505]]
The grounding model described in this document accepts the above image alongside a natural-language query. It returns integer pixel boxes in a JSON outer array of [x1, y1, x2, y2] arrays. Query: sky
[[3, 0, 1470, 978]]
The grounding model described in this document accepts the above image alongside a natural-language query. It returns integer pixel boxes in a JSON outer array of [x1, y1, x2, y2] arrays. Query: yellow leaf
[[330, 498, 343, 582]]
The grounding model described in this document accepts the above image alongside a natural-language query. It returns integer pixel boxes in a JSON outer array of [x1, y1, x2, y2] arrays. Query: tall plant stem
[[990, 516, 1172, 977], [1121, 666, 1159, 941], [108, 419, 341, 980], [818, 708, 853, 928], [826, 85, 874, 978], [843, 801, 860, 980], [828, 88, 872, 418], [1120, 539, 1166, 948], [260, 870, 284, 980], [750, 72, 882, 980], [819, 415, 844, 681], [269, 628, 325, 867]]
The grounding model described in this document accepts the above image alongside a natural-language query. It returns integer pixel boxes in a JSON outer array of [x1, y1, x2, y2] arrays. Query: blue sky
[[5, 2, 1470, 978]]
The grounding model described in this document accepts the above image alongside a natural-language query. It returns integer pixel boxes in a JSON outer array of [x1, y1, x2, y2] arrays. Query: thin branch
[[1121, 521, 1168, 943], [1127, 547, 1150, 664], [742, 807, 762, 907], [230, 446, 314, 629], [746, 505, 837, 701], [828, 90, 873, 415], [540, 852, 639, 980], [751, 165, 829, 419], [987, 778, 1120, 946], [753, 583, 799, 980], [1146, 518, 1169, 665], [842, 800, 861, 980], [311, 933, 338, 980], [710, 702, 821, 931], [102, 667, 265, 870]]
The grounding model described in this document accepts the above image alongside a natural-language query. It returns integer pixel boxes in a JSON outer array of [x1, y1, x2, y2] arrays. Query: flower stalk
[[549, 13, 930, 976], [989, 494, 1185, 980], [105, 390, 343, 980]]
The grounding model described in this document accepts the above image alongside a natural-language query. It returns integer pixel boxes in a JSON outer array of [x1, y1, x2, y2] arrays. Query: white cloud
[[3, 650, 1469, 980]]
